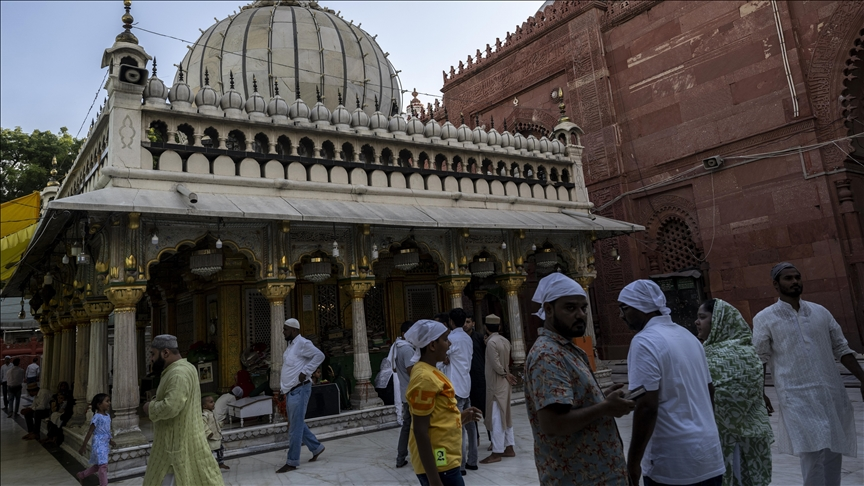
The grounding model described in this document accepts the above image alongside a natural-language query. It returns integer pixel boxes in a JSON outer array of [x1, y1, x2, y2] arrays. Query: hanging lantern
[[70, 241, 82, 257], [535, 248, 558, 268], [371, 244, 379, 260], [302, 257, 332, 283], [18, 298, 26, 319], [394, 248, 419, 272], [190, 249, 223, 277], [469, 257, 495, 278]]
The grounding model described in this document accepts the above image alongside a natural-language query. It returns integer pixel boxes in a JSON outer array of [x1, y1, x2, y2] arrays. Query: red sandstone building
[[438, 0, 864, 357]]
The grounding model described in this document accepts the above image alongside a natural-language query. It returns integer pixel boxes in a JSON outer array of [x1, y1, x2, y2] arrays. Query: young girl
[[76, 394, 116, 486]]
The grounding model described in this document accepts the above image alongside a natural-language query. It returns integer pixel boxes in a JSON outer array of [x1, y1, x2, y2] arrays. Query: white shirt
[[32, 388, 51, 410], [213, 393, 237, 424], [0, 362, 13, 382], [753, 299, 856, 457], [6, 366, 24, 387], [443, 327, 473, 398], [280, 335, 325, 393], [26, 362, 40, 379], [628, 315, 725, 484]]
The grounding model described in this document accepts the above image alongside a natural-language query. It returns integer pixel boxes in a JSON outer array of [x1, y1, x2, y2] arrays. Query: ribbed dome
[[440, 121, 458, 140], [369, 110, 388, 131], [551, 139, 564, 155], [266, 95, 289, 117], [423, 118, 442, 138], [472, 126, 487, 145], [388, 114, 407, 134], [143, 60, 168, 103], [526, 135, 538, 152], [168, 72, 194, 106], [220, 73, 245, 113], [513, 132, 525, 150], [289, 96, 310, 121], [310, 101, 331, 124], [456, 123, 472, 142], [177, 1, 401, 118], [539, 136, 551, 153], [245, 79, 267, 115], [332, 104, 351, 127], [406, 116, 424, 135], [500, 130, 514, 148], [194, 70, 219, 107], [350, 105, 369, 129], [487, 128, 501, 147]]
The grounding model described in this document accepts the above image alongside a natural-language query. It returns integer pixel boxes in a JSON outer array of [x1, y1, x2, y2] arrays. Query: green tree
[[0, 126, 84, 203]]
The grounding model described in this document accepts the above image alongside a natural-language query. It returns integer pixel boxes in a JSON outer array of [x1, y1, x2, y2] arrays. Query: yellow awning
[[1, 223, 37, 282], [1, 192, 41, 238]]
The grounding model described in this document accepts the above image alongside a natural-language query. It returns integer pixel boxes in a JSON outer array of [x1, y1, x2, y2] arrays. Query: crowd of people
[[3, 260, 861, 486]]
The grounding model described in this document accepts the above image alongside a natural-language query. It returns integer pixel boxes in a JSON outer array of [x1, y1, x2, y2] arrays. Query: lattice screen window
[[245, 289, 271, 348], [176, 297, 194, 352], [657, 217, 701, 272], [317, 284, 340, 337], [406, 285, 439, 322], [364, 285, 386, 335]]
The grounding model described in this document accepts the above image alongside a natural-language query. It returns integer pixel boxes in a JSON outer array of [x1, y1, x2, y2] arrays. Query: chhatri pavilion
[[1, 0, 640, 477]]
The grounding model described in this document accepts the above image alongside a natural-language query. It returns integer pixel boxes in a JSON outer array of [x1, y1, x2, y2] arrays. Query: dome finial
[[178, 66, 184, 82], [316, 86, 322, 103], [374, 95, 380, 112], [460, 112, 464, 125], [391, 99, 399, 116], [356, 94, 361, 109], [204, 68, 210, 86], [475, 114, 480, 128], [490, 116, 494, 130], [444, 107, 449, 122], [116, 0, 139, 44], [252, 74, 258, 92], [47, 156, 59, 187], [229, 71, 235, 90], [296, 84, 301, 101], [503, 118, 507, 131], [152, 57, 157, 77], [274, 79, 280, 96], [337, 89, 343, 106]]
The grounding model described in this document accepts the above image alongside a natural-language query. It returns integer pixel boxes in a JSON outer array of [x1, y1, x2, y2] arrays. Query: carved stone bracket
[[340, 278, 376, 300], [495, 274, 526, 295], [437, 276, 471, 298], [257, 279, 296, 304], [105, 285, 147, 313], [84, 298, 115, 320]]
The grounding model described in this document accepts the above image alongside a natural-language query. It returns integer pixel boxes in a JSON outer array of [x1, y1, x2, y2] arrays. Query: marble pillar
[[85, 298, 113, 421], [49, 317, 62, 392], [342, 278, 383, 410], [438, 276, 470, 311], [136, 320, 147, 380], [257, 280, 295, 393], [473, 290, 488, 333], [60, 314, 76, 387], [496, 275, 527, 366], [39, 324, 53, 392], [69, 306, 91, 427], [105, 285, 147, 446]]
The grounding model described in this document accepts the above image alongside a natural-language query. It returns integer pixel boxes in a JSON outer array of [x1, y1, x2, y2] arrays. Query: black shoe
[[461, 470, 467, 476], [466, 464, 478, 470], [396, 459, 408, 468]]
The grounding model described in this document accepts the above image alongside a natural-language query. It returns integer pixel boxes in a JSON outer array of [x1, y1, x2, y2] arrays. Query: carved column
[[574, 274, 612, 388], [217, 257, 246, 393], [473, 290, 488, 333], [59, 313, 76, 386], [136, 319, 147, 380], [85, 298, 113, 422], [438, 276, 471, 311], [105, 284, 147, 446], [39, 322, 54, 393], [257, 279, 295, 393], [49, 313, 63, 392], [69, 305, 91, 427], [341, 278, 383, 410], [496, 275, 527, 366]]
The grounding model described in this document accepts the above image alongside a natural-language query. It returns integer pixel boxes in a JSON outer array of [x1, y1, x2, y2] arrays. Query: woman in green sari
[[695, 299, 773, 486]]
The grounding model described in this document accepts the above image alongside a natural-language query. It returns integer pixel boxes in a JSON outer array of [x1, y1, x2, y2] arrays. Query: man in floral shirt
[[524, 273, 635, 485]]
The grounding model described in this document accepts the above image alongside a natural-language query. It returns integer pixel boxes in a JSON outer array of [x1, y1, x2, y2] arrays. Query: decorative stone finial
[[503, 119, 508, 131], [475, 114, 480, 128], [460, 112, 464, 125], [177, 67, 184, 82], [252, 74, 258, 92], [151, 57, 157, 77], [274, 79, 280, 96], [490, 116, 494, 130], [356, 94, 361, 109], [116, 0, 139, 44], [374, 95, 380, 111], [316, 86, 322, 103], [47, 156, 59, 187], [558, 102, 569, 123], [444, 108, 449, 122], [296, 84, 301, 101], [229, 71, 235, 90], [204, 68, 210, 86], [337, 89, 342, 106]]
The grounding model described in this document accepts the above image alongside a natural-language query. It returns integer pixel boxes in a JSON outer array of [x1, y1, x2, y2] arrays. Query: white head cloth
[[531, 273, 587, 320], [618, 280, 671, 316], [284, 318, 300, 329], [403, 319, 448, 363], [231, 386, 243, 398]]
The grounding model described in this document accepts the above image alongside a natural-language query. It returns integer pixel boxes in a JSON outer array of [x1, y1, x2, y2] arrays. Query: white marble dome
[[310, 98, 332, 124], [194, 70, 219, 107], [219, 73, 245, 111], [289, 96, 310, 121], [456, 122, 472, 142], [472, 125, 487, 145], [440, 120, 458, 140], [177, 1, 401, 118], [332, 103, 351, 127], [423, 118, 442, 138], [513, 132, 526, 150], [500, 130, 514, 148], [406, 116, 424, 135], [388, 113, 408, 134], [143, 60, 168, 103], [168, 72, 194, 105]]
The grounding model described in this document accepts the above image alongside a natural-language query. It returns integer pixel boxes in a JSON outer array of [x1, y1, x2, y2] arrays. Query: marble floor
[[2, 388, 862, 485]]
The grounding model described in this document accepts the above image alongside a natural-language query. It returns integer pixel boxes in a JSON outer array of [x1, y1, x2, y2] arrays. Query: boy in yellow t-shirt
[[405, 319, 481, 486]]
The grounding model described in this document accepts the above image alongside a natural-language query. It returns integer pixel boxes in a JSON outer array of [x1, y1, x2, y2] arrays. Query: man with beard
[[524, 273, 634, 485], [479, 314, 517, 464], [142, 335, 223, 485], [276, 318, 326, 473], [620, 280, 725, 486], [753, 263, 864, 485]]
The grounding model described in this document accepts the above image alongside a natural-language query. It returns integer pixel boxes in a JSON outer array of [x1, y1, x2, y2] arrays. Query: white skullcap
[[231, 386, 244, 398], [618, 280, 671, 316], [532, 273, 587, 320], [403, 319, 448, 363], [151, 334, 178, 350], [284, 318, 300, 329]]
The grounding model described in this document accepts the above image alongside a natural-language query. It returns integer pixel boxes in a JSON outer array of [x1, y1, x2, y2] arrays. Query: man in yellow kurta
[[142, 335, 223, 486]]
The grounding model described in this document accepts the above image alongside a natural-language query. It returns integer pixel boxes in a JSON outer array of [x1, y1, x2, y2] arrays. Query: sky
[[0, 1, 543, 137]]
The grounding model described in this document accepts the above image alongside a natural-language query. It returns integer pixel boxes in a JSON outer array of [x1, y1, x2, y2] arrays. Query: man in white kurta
[[753, 262, 864, 485], [481, 314, 516, 464]]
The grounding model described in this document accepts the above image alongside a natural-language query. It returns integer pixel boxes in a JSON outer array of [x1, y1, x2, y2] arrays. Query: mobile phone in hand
[[623, 386, 646, 401]]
